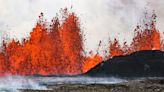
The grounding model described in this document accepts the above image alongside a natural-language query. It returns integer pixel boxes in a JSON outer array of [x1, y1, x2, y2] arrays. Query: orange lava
[[0, 9, 98, 75], [108, 13, 162, 57], [0, 10, 163, 76], [82, 54, 102, 73]]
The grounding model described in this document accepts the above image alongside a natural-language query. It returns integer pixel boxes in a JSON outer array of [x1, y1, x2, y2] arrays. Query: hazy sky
[[0, 0, 164, 52]]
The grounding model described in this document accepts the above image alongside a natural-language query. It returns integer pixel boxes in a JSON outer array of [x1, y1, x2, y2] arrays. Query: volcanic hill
[[85, 50, 164, 77]]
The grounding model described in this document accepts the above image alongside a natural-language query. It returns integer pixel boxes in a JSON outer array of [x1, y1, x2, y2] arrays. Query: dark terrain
[[23, 78, 164, 92], [22, 50, 164, 92], [86, 50, 164, 77]]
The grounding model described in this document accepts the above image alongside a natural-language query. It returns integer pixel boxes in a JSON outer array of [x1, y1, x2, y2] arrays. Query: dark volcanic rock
[[85, 50, 164, 77]]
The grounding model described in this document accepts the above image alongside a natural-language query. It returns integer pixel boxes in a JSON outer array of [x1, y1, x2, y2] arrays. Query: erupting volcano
[[0, 9, 163, 76]]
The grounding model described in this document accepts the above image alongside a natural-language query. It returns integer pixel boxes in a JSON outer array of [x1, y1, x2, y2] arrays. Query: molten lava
[[0, 9, 88, 75], [108, 13, 162, 57], [82, 54, 102, 73], [0, 10, 163, 76]]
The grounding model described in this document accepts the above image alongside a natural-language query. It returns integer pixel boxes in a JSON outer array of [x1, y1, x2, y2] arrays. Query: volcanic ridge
[[85, 50, 164, 77]]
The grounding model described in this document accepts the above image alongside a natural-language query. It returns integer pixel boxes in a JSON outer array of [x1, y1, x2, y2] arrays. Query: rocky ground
[[22, 79, 164, 92]]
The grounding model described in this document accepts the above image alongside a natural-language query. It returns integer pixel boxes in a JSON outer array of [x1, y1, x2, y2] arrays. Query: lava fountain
[[108, 13, 162, 58], [0, 9, 163, 76], [0, 9, 102, 76]]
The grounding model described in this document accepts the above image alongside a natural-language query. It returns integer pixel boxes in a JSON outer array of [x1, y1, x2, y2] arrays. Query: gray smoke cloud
[[0, 0, 164, 53]]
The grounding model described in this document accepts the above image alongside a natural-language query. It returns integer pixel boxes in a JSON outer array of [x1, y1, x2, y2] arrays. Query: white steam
[[0, 75, 47, 92], [0, 76, 126, 91], [35, 76, 126, 85]]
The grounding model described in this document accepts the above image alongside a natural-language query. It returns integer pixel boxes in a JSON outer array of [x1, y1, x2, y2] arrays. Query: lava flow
[[0, 9, 163, 76]]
